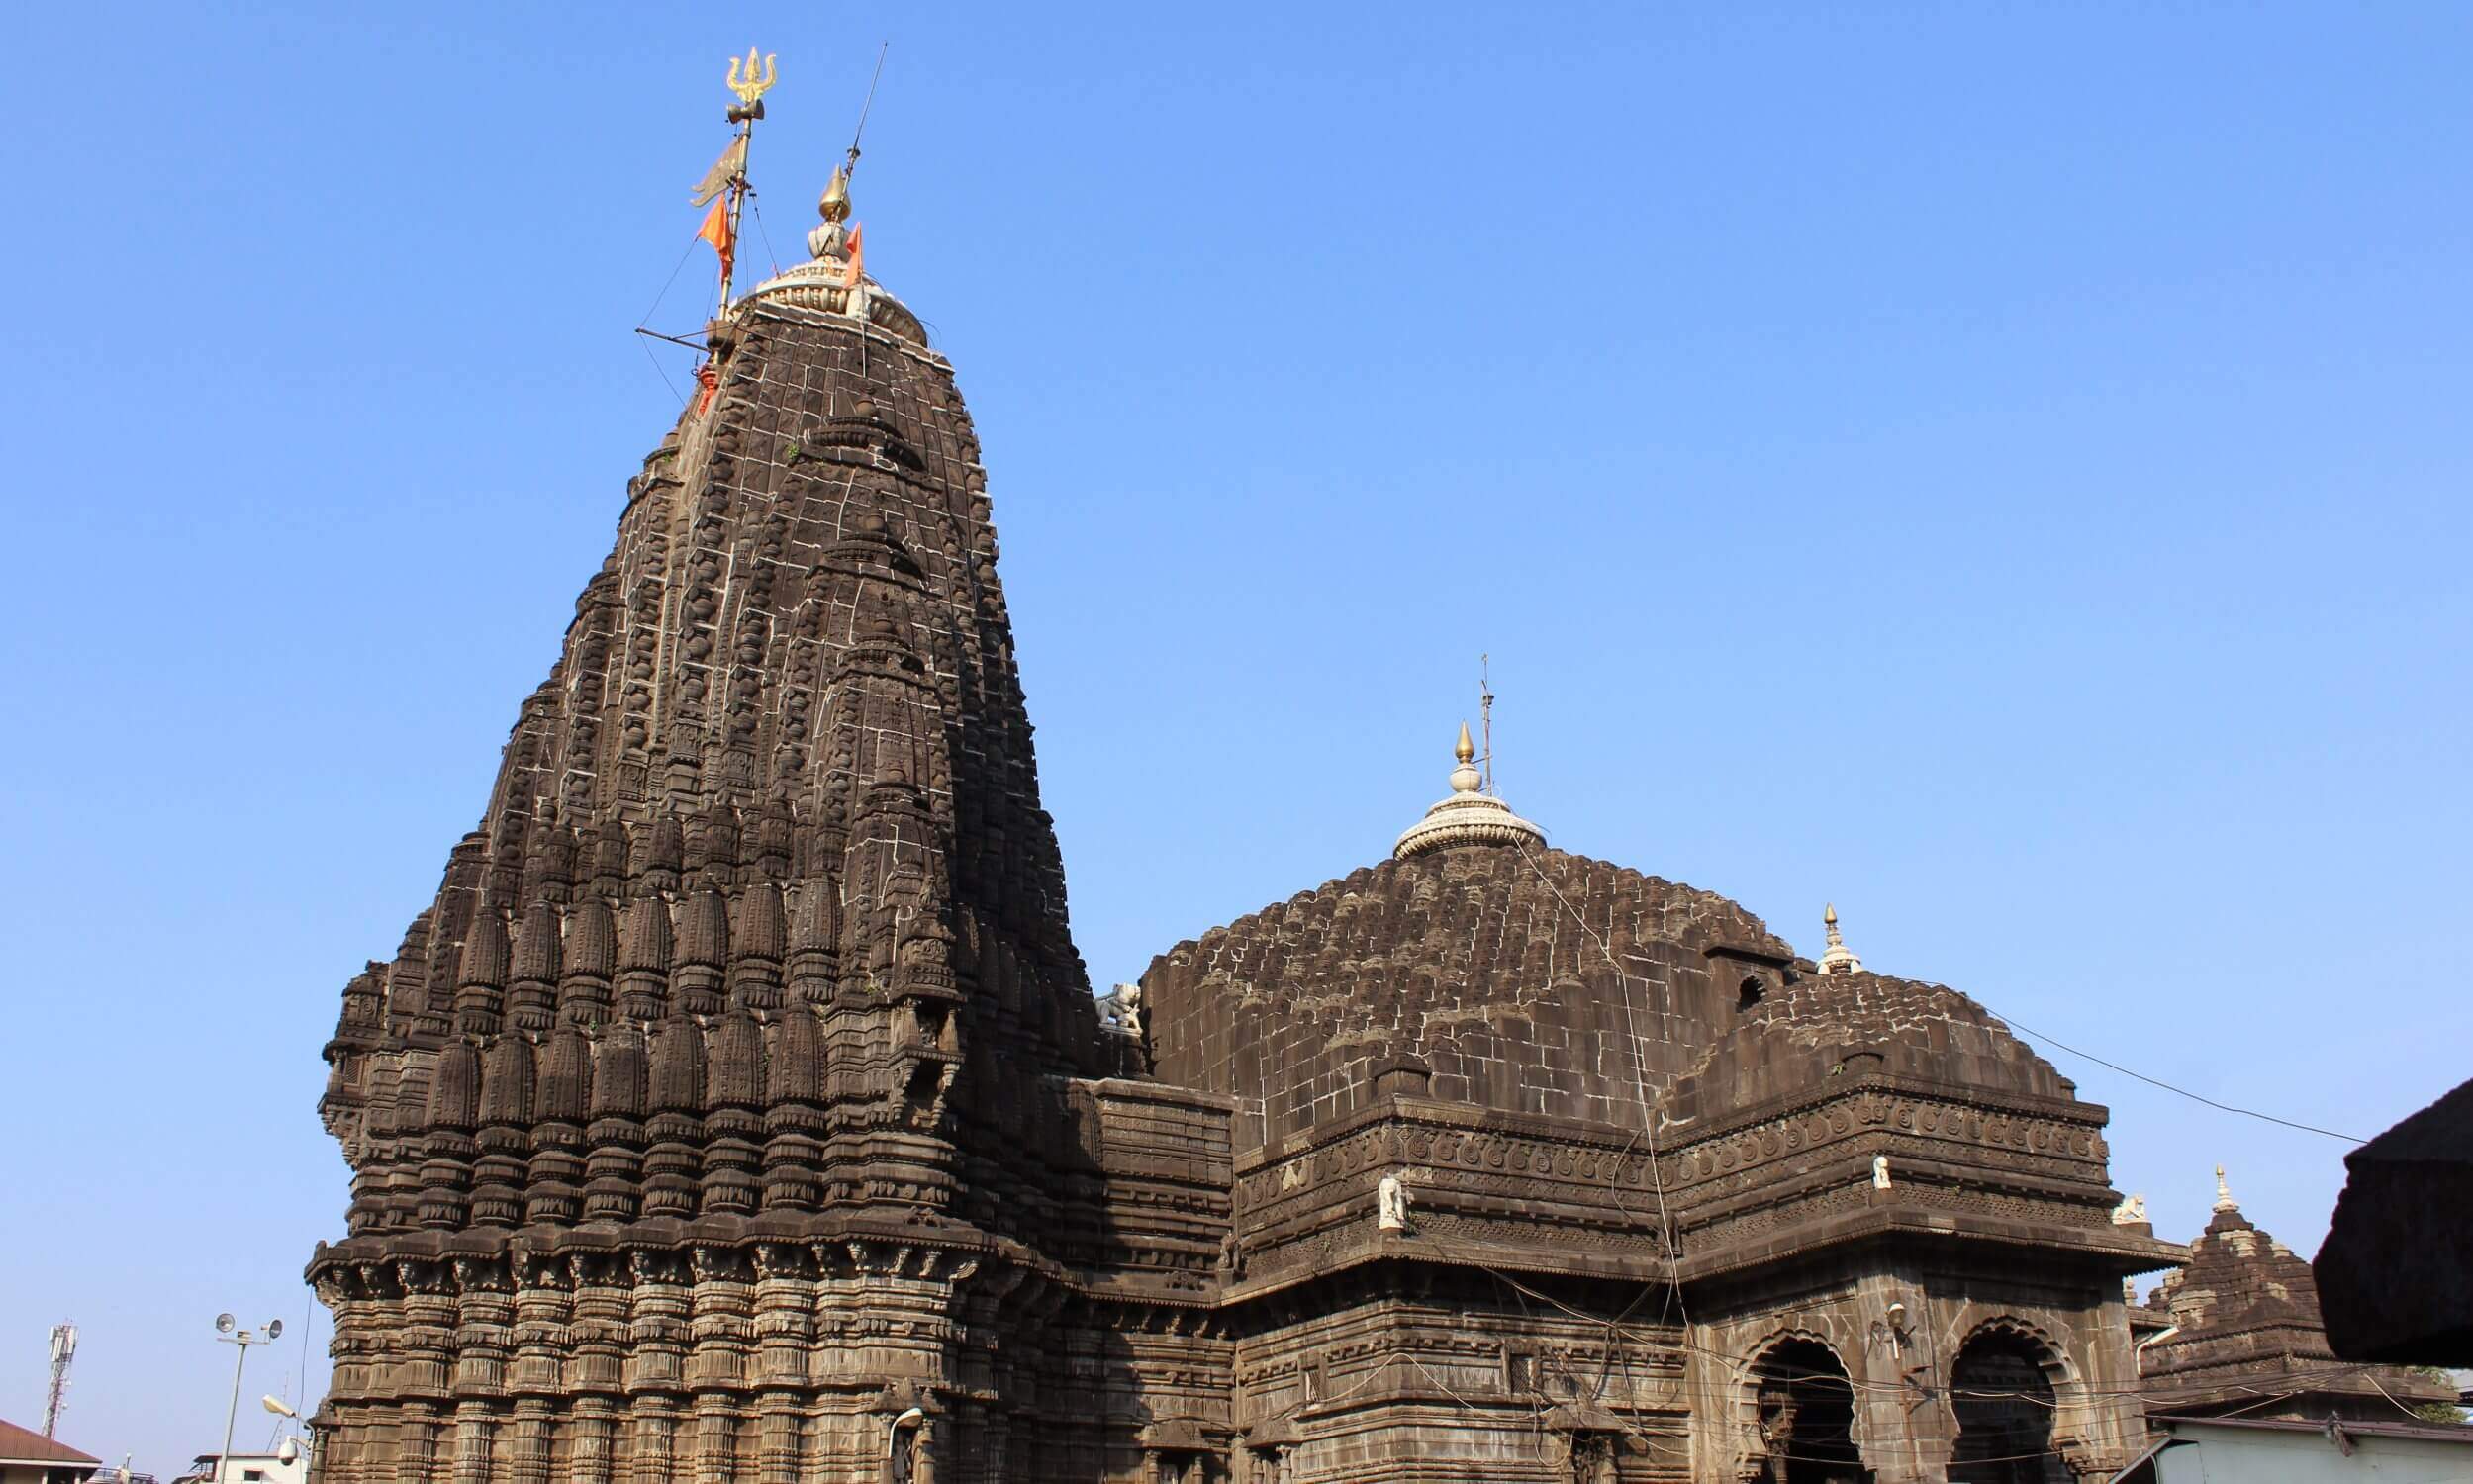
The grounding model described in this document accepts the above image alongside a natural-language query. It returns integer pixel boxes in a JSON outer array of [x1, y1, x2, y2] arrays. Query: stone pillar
[[753, 1396, 800, 1484], [449, 1404, 495, 1484], [692, 1397, 737, 1484], [399, 1406, 442, 1484], [628, 1400, 678, 1484], [505, 1407, 551, 1484], [563, 1403, 614, 1484]]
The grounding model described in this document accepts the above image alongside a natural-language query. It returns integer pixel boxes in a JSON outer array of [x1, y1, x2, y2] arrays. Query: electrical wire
[[639, 337, 688, 410], [1469, 1258, 2408, 1409], [636, 235, 702, 331], [747, 197, 784, 280], [1507, 858, 1683, 1256], [1973, 1003, 2365, 1144]]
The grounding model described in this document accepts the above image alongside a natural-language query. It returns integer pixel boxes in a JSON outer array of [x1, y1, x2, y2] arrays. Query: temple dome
[[1661, 967, 2070, 1125], [1143, 837, 1795, 1141], [1144, 730, 2072, 1143]]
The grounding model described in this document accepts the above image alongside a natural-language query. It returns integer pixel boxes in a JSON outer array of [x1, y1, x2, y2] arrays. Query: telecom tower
[[43, 1323, 75, 1438]]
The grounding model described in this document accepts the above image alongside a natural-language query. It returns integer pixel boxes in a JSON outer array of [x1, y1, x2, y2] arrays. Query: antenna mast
[[841, 42, 889, 187], [44, 1322, 76, 1438], [1478, 654, 1495, 795]]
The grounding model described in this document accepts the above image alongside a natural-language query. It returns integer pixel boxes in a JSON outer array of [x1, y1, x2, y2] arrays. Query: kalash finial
[[1449, 722, 1481, 793], [804, 45, 887, 282], [2215, 1164, 2237, 1212], [1817, 902, 1863, 976], [1394, 722, 1543, 858]]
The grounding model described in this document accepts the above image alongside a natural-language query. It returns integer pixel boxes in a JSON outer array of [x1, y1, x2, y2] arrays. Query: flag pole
[[719, 119, 747, 309], [718, 48, 778, 312]]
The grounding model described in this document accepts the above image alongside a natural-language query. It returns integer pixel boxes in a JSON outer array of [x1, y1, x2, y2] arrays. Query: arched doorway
[[1948, 1330, 2067, 1483], [1752, 1339, 1869, 1483]]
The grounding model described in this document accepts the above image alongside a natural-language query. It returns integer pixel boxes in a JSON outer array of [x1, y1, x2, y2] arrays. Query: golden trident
[[727, 48, 778, 110]]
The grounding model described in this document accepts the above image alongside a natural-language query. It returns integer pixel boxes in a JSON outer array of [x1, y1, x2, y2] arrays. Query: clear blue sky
[[2, 3, 2467, 1471]]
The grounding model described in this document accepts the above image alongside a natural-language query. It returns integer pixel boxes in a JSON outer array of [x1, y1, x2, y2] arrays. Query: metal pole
[[717, 118, 747, 309], [218, 1338, 250, 1484]]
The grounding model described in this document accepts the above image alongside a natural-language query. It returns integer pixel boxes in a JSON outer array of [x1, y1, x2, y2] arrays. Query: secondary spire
[[1817, 903, 1863, 975]]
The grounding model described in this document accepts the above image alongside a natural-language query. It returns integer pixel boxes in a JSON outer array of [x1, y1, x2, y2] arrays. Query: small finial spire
[[1393, 716, 1545, 858], [1448, 724, 1480, 794], [1817, 902, 1862, 975], [2214, 1163, 2236, 1212]]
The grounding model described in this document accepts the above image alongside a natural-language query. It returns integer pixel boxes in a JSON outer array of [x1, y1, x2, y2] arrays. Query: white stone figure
[[1871, 1155, 1892, 1189], [2112, 1192, 2148, 1225], [1378, 1172, 1410, 1231], [1118, 980, 1145, 1040]]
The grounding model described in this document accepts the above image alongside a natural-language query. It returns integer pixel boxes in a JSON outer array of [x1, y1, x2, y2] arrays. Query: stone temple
[[307, 154, 2409, 1483]]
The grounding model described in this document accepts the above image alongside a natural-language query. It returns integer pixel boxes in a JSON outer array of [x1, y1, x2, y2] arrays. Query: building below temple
[[305, 84, 2448, 1484]]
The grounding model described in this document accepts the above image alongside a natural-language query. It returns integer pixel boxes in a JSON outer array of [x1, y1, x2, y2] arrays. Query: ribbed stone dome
[[1144, 840, 1793, 1140]]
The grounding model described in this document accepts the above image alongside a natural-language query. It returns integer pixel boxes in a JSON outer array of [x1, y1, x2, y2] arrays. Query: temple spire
[[1817, 902, 1863, 976]]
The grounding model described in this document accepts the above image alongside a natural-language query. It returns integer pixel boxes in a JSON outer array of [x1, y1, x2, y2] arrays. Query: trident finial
[[726, 48, 779, 112]]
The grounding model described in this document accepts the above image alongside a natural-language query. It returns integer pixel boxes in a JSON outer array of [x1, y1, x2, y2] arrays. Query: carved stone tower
[[310, 167, 1163, 1483]]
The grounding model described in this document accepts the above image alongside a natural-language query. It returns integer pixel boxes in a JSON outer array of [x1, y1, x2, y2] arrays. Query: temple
[[307, 78, 2443, 1484], [2129, 1170, 2452, 1426]]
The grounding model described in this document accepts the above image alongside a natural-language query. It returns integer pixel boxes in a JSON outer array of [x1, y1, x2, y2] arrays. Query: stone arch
[[1948, 1317, 2074, 1483], [1956, 1315, 2078, 1393], [1740, 1330, 1870, 1483]]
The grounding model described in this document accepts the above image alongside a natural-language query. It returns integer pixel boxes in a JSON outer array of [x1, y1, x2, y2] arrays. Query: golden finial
[[1455, 721, 1475, 765], [819, 165, 852, 224], [726, 48, 779, 115], [1818, 903, 1862, 975]]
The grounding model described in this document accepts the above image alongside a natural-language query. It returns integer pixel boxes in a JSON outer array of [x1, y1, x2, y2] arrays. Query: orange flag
[[698, 196, 734, 282], [840, 223, 864, 288]]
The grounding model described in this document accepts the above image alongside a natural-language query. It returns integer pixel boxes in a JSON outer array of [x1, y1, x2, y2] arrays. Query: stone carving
[[1377, 1172, 1408, 1232]]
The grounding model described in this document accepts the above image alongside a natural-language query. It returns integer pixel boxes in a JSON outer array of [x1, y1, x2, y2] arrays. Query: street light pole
[[218, 1342, 247, 1484], [211, 1314, 283, 1484]]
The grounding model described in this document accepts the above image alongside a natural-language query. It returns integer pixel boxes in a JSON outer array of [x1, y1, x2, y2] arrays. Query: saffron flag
[[840, 223, 864, 288], [698, 196, 734, 283]]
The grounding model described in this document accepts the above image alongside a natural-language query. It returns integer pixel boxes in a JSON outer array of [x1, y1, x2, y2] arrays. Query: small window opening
[[1738, 976, 1765, 1011]]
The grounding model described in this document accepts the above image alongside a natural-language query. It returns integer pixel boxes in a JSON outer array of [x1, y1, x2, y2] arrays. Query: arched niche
[[1947, 1320, 2074, 1483], [1744, 1334, 1871, 1483]]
